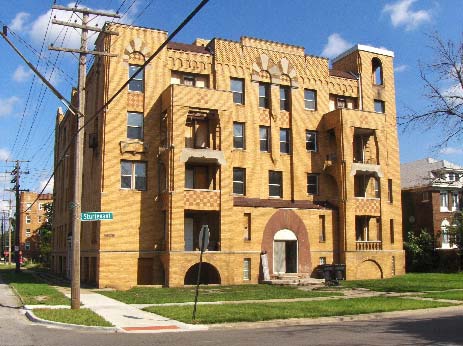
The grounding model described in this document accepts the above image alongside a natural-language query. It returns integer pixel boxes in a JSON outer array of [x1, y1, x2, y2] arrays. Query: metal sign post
[[192, 224, 209, 320]]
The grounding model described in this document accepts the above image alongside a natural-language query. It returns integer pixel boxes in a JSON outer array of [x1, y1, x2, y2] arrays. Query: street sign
[[198, 225, 209, 252], [81, 212, 113, 221]]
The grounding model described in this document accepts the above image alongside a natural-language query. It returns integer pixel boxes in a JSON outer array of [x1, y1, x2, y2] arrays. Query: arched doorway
[[184, 262, 221, 285], [273, 229, 298, 274]]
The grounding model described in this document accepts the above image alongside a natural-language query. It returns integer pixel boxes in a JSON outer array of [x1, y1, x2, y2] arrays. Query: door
[[285, 241, 298, 273], [273, 241, 285, 274], [184, 218, 194, 251]]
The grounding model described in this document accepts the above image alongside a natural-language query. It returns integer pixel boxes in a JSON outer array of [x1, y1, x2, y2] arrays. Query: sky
[[0, 0, 462, 209]]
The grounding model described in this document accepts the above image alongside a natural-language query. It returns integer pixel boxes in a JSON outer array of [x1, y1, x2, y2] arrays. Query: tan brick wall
[[52, 24, 405, 288]]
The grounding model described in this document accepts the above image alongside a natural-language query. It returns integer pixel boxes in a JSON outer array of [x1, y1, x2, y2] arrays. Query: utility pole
[[10, 160, 29, 273], [49, 5, 119, 310]]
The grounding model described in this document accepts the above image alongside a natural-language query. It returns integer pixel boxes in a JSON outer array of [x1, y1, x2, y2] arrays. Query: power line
[[15, 0, 210, 211]]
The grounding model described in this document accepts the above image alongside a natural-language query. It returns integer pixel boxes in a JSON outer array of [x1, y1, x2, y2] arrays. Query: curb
[[24, 309, 121, 333], [207, 304, 463, 330]]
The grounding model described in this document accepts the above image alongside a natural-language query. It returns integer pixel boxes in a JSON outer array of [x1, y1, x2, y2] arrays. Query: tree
[[404, 32, 463, 147], [404, 229, 435, 272], [447, 210, 463, 270], [38, 203, 53, 265]]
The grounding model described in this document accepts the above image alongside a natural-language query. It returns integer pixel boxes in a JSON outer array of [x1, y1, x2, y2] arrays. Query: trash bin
[[334, 264, 346, 280], [322, 264, 334, 282]]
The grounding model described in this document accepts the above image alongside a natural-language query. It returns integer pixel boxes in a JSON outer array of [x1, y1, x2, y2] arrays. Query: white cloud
[[0, 148, 11, 161], [321, 33, 352, 59], [0, 96, 20, 117], [439, 147, 463, 155], [39, 177, 54, 194], [9, 12, 30, 32], [12, 65, 33, 82], [394, 64, 408, 73], [443, 84, 463, 99], [383, 0, 432, 31], [25, 2, 137, 49]]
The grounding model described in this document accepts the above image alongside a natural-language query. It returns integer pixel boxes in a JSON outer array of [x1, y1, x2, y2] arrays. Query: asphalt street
[[2, 303, 463, 346]]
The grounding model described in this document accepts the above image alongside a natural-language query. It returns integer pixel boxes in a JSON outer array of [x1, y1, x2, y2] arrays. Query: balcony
[[354, 198, 380, 215], [184, 189, 220, 211], [162, 84, 230, 110], [351, 163, 383, 178], [180, 148, 225, 166], [356, 241, 383, 251]]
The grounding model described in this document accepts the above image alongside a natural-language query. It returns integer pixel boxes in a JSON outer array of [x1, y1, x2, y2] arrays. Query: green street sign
[[81, 212, 113, 221]]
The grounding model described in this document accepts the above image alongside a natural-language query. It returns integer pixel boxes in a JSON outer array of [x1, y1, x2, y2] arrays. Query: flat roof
[[332, 44, 394, 63]]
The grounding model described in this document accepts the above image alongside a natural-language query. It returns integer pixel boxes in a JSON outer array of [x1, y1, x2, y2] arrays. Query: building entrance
[[273, 229, 298, 274]]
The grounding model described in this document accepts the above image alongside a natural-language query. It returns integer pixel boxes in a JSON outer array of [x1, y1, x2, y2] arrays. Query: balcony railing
[[355, 241, 382, 251], [184, 189, 220, 210]]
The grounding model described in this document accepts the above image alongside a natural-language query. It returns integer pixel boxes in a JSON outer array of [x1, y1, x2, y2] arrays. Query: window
[[304, 89, 317, 110], [374, 100, 385, 113], [233, 168, 246, 195], [440, 191, 449, 211], [128, 64, 144, 92], [183, 75, 195, 86], [337, 97, 346, 109], [185, 165, 210, 189], [374, 178, 380, 198], [269, 171, 282, 198], [259, 83, 270, 108], [390, 219, 395, 244], [26, 214, 31, 224], [280, 86, 290, 111], [259, 126, 270, 152], [372, 58, 383, 85], [38, 203, 43, 210], [231, 78, 244, 104], [388, 179, 393, 203], [25, 203, 32, 210], [280, 128, 290, 154], [307, 174, 319, 195], [422, 191, 430, 202], [448, 173, 456, 181], [243, 258, 251, 280], [319, 215, 326, 242], [233, 122, 245, 149], [244, 213, 251, 240], [306, 131, 317, 152], [25, 229, 31, 237], [319, 257, 326, 265], [121, 161, 147, 191], [25, 242, 30, 251], [452, 192, 459, 211], [127, 112, 143, 140]]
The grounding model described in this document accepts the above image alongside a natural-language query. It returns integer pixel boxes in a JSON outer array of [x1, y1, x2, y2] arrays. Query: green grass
[[33, 308, 113, 327], [421, 290, 463, 301], [145, 297, 451, 324], [0, 266, 70, 305], [99, 285, 342, 304], [342, 273, 463, 292]]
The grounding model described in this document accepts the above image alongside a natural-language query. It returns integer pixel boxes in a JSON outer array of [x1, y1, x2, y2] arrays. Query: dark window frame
[[127, 112, 144, 140], [280, 128, 290, 154], [259, 82, 270, 109], [307, 174, 319, 195], [259, 126, 270, 152], [269, 171, 283, 198], [233, 122, 245, 149], [305, 130, 317, 152], [233, 167, 246, 195], [280, 86, 290, 111], [128, 64, 144, 92], [374, 99, 385, 113], [231, 78, 245, 104], [121, 160, 147, 191]]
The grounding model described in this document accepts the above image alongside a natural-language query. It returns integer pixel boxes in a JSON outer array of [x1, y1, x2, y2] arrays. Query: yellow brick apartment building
[[51, 23, 405, 289]]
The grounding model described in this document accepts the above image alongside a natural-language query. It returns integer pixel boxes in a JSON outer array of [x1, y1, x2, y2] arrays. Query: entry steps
[[263, 274, 325, 287]]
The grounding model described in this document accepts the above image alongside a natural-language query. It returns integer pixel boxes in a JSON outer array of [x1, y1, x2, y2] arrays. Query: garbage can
[[334, 264, 346, 280], [322, 264, 334, 282]]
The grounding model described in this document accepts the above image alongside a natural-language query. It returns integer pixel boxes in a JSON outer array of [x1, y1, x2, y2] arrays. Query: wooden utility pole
[[49, 5, 119, 310]]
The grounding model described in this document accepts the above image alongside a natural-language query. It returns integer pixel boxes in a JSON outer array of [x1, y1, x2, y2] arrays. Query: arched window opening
[[372, 58, 383, 85], [184, 262, 221, 285]]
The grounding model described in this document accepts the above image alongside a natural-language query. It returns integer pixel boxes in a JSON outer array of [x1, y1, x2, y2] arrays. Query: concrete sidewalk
[[74, 291, 207, 333]]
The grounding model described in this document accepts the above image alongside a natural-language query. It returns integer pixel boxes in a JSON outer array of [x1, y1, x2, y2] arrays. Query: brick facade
[[51, 24, 405, 289]]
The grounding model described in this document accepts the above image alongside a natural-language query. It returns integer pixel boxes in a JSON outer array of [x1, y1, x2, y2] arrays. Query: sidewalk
[[26, 289, 207, 333]]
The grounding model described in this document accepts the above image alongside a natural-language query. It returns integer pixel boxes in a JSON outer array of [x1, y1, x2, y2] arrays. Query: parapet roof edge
[[332, 44, 395, 64]]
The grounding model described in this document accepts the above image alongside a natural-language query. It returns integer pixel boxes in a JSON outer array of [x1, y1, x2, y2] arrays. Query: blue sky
[[0, 0, 462, 204]]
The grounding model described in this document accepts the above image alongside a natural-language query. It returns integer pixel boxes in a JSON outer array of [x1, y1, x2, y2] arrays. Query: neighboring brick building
[[51, 23, 405, 289], [20, 192, 53, 261], [401, 158, 463, 248]]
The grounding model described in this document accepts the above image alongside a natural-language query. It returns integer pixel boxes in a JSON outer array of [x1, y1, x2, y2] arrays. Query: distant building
[[19, 192, 53, 261], [401, 158, 463, 248], [51, 23, 405, 289]]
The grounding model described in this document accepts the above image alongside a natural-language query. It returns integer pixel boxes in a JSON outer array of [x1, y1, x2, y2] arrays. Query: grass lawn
[[421, 290, 463, 301], [33, 308, 113, 327], [99, 285, 342, 304], [145, 297, 451, 324], [0, 266, 70, 305], [342, 273, 463, 292]]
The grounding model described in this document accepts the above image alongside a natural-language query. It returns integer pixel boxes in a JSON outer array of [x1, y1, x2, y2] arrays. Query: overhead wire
[[25, 0, 210, 211]]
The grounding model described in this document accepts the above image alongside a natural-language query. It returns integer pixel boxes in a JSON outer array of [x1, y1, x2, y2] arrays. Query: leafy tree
[[403, 32, 463, 147], [38, 203, 53, 265], [404, 229, 435, 272]]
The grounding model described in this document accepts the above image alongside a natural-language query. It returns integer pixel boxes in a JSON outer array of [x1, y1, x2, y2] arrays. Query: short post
[[192, 224, 209, 320]]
